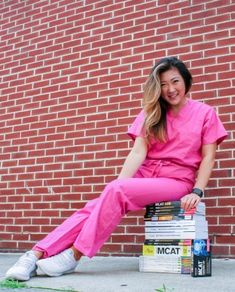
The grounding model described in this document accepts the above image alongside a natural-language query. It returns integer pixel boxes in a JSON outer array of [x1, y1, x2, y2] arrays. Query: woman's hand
[[180, 193, 201, 211]]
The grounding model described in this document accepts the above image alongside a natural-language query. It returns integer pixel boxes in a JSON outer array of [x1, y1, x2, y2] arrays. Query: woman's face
[[160, 67, 187, 112]]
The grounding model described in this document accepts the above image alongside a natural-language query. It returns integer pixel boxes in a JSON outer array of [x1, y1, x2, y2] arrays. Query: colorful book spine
[[144, 239, 192, 246], [144, 214, 204, 221], [143, 244, 191, 257]]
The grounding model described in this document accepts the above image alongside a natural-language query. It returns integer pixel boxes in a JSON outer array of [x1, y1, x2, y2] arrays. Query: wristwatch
[[192, 188, 204, 198]]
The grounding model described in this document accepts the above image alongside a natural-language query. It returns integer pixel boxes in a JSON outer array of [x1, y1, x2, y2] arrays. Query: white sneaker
[[5, 251, 38, 281], [36, 249, 78, 277]]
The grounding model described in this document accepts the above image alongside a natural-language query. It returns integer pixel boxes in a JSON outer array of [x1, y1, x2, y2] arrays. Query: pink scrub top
[[128, 99, 228, 188]]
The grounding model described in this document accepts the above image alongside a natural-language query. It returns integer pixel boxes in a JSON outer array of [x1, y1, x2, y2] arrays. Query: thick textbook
[[191, 239, 212, 277]]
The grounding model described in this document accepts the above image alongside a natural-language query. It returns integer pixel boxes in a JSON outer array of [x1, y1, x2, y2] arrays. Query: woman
[[5, 57, 227, 281]]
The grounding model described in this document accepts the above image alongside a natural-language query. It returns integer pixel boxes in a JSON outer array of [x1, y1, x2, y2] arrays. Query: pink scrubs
[[33, 99, 227, 258]]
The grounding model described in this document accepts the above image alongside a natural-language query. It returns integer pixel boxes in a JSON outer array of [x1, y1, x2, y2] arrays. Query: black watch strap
[[192, 188, 204, 198]]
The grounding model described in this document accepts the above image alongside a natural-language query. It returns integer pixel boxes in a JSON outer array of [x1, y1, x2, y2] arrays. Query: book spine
[[139, 256, 191, 274], [144, 220, 207, 226], [146, 206, 182, 212], [145, 208, 187, 215], [144, 239, 192, 246], [143, 244, 192, 257], [145, 232, 208, 240], [144, 209, 205, 216], [145, 227, 199, 233], [147, 201, 181, 208], [144, 215, 201, 221]]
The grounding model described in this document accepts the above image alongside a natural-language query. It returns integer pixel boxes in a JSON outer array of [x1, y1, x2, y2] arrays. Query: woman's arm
[[181, 142, 217, 211], [118, 137, 148, 179]]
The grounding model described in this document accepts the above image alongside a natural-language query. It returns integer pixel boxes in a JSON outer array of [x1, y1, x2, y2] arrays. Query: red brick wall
[[0, 0, 234, 258]]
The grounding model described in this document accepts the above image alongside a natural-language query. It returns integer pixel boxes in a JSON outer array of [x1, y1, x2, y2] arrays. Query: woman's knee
[[105, 178, 132, 192], [104, 178, 123, 192]]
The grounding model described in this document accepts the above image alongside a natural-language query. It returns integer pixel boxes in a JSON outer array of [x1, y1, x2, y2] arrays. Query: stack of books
[[139, 201, 211, 277]]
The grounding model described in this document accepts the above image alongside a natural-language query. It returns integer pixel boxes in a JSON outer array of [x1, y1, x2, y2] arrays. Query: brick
[[206, 0, 231, 9], [29, 233, 47, 242], [95, 151, 116, 159], [216, 235, 235, 244], [123, 244, 142, 254], [218, 88, 235, 98], [205, 30, 229, 41], [216, 220, 232, 231], [0, 241, 17, 249], [206, 14, 230, 25], [94, 167, 114, 176], [100, 244, 122, 253], [6, 226, 22, 233], [211, 243, 229, 257], [111, 235, 135, 243]]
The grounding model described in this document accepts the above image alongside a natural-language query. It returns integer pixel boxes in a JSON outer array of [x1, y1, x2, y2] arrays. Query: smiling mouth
[[168, 94, 178, 99]]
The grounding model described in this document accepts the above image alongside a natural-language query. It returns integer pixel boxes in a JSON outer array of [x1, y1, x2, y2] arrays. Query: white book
[[145, 230, 208, 240], [139, 256, 191, 274], [145, 225, 208, 233], [145, 219, 207, 227]]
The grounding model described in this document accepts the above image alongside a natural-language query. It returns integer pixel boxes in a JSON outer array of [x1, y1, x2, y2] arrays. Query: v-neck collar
[[167, 98, 191, 119]]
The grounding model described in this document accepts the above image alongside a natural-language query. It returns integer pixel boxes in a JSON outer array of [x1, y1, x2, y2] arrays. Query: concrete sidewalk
[[0, 253, 235, 292]]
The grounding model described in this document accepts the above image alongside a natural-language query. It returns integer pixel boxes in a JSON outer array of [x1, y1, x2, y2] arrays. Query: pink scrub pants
[[33, 174, 192, 258]]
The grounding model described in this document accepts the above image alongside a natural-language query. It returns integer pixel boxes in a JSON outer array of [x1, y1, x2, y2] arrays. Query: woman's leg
[[33, 197, 100, 258], [73, 177, 190, 258]]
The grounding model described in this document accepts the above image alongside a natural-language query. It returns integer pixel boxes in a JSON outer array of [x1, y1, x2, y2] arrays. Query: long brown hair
[[143, 57, 192, 143]]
